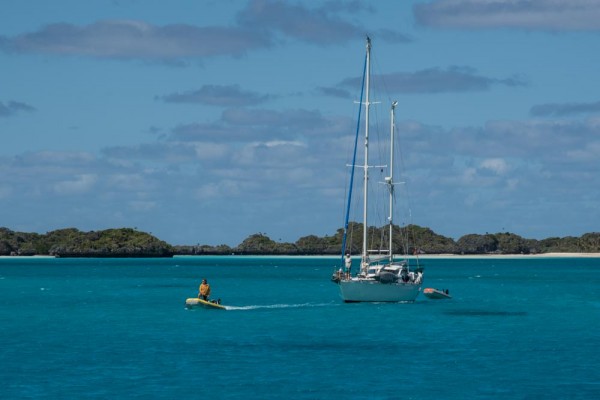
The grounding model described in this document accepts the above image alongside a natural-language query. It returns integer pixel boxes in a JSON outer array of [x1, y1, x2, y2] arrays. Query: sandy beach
[[415, 253, 600, 259]]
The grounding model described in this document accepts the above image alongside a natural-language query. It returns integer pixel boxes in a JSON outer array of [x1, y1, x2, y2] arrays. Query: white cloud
[[480, 158, 509, 174], [565, 141, 600, 162], [237, 0, 363, 44], [0, 1, 410, 66], [338, 67, 526, 94], [160, 84, 270, 106], [461, 167, 477, 183], [192, 143, 229, 160], [194, 180, 244, 200], [0, 100, 36, 117], [108, 174, 147, 191], [236, 140, 310, 167], [506, 178, 519, 190], [0, 20, 271, 62], [261, 140, 306, 148], [53, 174, 97, 195], [530, 100, 600, 116], [414, 0, 600, 31]]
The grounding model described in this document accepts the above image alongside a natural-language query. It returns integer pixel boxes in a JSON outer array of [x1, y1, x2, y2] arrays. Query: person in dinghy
[[198, 279, 222, 305], [199, 279, 211, 300]]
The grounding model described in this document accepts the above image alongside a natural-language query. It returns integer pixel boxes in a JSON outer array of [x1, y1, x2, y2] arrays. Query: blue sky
[[2, 0, 600, 246]]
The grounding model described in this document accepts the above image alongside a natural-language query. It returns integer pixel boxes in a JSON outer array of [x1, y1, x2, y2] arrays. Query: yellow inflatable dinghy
[[185, 298, 227, 310]]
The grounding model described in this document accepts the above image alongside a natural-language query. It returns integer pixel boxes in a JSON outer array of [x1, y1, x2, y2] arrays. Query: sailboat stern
[[339, 279, 421, 302]]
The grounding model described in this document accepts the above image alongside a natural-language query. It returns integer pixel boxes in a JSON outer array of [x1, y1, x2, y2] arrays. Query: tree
[[236, 233, 279, 254], [295, 235, 328, 254], [494, 232, 530, 254], [402, 225, 457, 254], [578, 233, 600, 252], [456, 234, 498, 254]]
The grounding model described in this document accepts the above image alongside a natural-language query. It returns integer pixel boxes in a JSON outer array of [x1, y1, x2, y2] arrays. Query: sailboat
[[332, 37, 423, 302]]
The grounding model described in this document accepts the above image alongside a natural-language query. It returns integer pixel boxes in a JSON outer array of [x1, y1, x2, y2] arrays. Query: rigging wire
[[340, 46, 367, 266], [371, 39, 422, 264]]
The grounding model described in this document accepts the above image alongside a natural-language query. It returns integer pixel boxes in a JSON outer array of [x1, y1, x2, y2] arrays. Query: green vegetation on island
[[0, 227, 173, 257], [1, 224, 599, 257], [173, 223, 600, 256]]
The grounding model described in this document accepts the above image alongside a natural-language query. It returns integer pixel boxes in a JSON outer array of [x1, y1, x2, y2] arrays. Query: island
[[1, 224, 599, 257]]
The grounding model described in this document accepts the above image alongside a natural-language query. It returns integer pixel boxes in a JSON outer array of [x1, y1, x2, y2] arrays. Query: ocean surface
[[1, 256, 599, 399]]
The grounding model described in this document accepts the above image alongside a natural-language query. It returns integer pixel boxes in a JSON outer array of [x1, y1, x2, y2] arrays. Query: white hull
[[339, 279, 421, 302]]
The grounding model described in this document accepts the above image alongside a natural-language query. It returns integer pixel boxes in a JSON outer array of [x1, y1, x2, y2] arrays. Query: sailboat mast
[[388, 101, 397, 263], [362, 36, 371, 267]]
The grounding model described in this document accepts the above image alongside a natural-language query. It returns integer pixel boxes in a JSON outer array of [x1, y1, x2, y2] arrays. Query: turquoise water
[[1, 256, 599, 399]]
